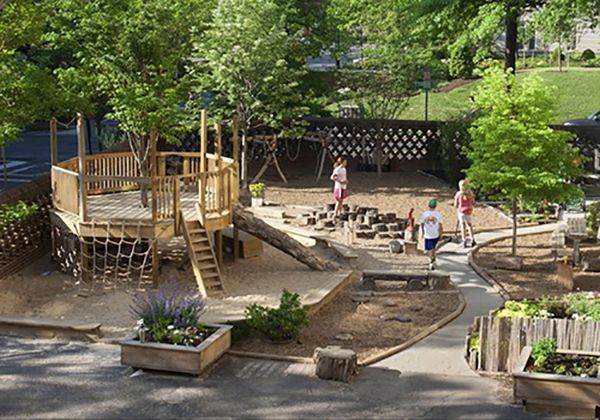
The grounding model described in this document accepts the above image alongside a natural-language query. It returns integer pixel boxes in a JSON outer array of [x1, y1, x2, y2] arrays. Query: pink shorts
[[334, 188, 348, 201]]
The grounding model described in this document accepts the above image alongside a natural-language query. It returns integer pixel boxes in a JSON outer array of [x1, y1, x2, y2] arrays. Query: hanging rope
[[79, 220, 156, 291], [284, 137, 302, 161]]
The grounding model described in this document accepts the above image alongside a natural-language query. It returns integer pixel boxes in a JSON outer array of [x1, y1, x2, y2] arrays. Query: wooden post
[[152, 240, 160, 288], [77, 114, 88, 221], [173, 177, 181, 234], [233, 226, 240, 261], [215, 122, 223, 211], [50, 118, 58, 166], [200, 110, 208, 173], [150, 129, 158, 224], [215, 230, 223, 269]]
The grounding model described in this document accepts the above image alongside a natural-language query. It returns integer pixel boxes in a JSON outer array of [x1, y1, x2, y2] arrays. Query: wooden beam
[[215, 122, 224, 210], [233, 226, 240, 261], [150, 129, 158, 224], [50, 118, 58, 166], [152, 240, 160, 288], [200, 110, 208, 173], [77, 114, 88, 221]]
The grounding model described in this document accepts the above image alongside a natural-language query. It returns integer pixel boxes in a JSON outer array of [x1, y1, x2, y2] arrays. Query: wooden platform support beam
[[152, 239, 160, 288], [77, 114, 88, 221], [200, 110, 208, 173], [50, 118, 58, 166]]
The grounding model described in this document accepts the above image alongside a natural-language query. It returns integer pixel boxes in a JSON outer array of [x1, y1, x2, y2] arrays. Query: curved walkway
[[376, 223, 556, 376]]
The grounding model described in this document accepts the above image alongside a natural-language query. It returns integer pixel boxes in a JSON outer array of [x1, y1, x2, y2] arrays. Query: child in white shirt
[[330, 157, 348, 216], [420, 198, 444, 270]]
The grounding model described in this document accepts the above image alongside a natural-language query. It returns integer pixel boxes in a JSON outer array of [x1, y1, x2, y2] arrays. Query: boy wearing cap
[[420, 199, 444, 270]]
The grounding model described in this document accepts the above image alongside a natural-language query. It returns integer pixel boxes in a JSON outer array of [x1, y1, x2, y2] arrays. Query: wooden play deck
[[50, 112, 240, 295]]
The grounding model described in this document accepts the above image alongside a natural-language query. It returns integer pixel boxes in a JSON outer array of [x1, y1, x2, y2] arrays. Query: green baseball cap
[[428, 198, 438, 208]]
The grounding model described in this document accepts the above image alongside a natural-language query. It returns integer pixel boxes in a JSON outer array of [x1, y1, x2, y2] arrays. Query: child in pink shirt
[[454, 179, 475, 247]]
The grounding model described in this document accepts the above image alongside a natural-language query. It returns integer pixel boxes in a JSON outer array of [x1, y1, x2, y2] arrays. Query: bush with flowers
[[130, 280, 212, 346], [496, 292, 600, 321]]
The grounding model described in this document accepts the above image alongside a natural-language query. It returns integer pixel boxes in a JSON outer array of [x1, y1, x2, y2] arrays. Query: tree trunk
[[85, 117, 93, 155], [232, 203, 337, 271], [241, 131, 248, 189], [512, 199, 518, 256], [504, 6, 519, 74]]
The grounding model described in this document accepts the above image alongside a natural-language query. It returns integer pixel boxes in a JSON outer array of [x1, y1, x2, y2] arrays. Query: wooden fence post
[[215, 122, 223, 210], [200, 110, 208, 173], [77, 114, 88, 221], [50, 118, 58, 166]]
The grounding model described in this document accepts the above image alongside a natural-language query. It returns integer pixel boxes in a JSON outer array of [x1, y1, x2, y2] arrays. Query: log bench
[[359, 270, 451, 291]]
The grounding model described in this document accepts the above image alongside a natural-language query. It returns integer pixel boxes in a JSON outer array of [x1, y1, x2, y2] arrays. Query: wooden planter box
[[513, 346, 600, 418], [120, 323, 232, 375]]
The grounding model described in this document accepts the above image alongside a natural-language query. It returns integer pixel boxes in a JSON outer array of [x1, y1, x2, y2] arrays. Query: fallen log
[[233, 203, 337, 272]]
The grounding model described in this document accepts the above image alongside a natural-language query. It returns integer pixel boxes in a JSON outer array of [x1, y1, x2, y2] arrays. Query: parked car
[[563, 110, 600, 126]]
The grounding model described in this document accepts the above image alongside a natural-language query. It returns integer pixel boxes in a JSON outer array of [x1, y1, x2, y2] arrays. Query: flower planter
[[513, 346, 600, 417], [251, 197, 264, 207], [120, 323, 232, 375]]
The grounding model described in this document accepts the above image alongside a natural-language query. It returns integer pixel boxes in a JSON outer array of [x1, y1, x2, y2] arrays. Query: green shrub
[[496, 292, 600, 321], [249, 182, 265, 198], [469, 332, 480, 351], [581, 49, 596, 61], [531, 337, 557, 367], [0, 201, 39, 228], [586, 201, 599, 239], [244, 289, 309, 342]]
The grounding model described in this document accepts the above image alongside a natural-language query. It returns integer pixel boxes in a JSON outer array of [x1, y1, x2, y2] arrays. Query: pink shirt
[[454, 191, 474, 215]]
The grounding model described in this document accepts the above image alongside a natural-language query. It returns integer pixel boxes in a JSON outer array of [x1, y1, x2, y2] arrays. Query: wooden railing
[[85, 152, 139, 194], [51, 151, 238, 231]]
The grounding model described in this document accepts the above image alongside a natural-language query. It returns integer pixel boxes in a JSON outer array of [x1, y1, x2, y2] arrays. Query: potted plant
[[249, 183, 265, 207], [119, 281, 232, 375], [513, 337, 600, 417]]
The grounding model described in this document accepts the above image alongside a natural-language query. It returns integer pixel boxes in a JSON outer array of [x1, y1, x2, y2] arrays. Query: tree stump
[[313, 346, 358, 383]]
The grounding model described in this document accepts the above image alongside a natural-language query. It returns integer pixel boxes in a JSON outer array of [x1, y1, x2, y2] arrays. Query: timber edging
[[467, 225, 558, 301], [0, 315, 102, 342]]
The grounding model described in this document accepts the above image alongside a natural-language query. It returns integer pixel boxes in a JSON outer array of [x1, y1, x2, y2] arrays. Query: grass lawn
[[397, 68, 600, 123]]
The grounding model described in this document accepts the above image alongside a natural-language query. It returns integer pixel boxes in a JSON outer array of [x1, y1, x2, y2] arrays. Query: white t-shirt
[[419, 210, 443, 239], [331, 166, 347, 190]]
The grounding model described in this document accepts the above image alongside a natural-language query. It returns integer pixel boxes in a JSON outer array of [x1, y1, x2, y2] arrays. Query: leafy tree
[[466, 68, 584, 255], [413, 0, 600, 75], [192, 0, 307, 186], [531, 0, 579, 71], [46, 0, 212, 205]]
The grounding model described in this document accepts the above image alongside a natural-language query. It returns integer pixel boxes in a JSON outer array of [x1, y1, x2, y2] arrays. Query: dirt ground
[[232, 279, 461, 363], [473, 233, 600, 300], [265, 171, 510, 234]]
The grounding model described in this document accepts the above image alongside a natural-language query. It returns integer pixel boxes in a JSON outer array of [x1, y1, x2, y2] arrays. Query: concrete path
[[376, 224, 556, 376], [0, 337, 532, 418]]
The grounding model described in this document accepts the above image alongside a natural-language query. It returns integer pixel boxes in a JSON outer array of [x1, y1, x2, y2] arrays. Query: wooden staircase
[[181, 217, 225, 297]]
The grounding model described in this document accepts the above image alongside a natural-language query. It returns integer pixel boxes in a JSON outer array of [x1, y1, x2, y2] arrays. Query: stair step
[[199, 263, 217, 270], [194, 246, 212, 252], [191, 237, 209, 243], [196, 254, 214, 261], [188, 228, 206, 235], [202, 272, 219, 279]]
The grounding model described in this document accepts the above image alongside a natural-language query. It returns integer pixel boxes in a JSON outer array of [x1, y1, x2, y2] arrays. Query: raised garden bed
[[465, 293, 600, 373], [120, 323, 232, 375], [513, 346, 600, 417]]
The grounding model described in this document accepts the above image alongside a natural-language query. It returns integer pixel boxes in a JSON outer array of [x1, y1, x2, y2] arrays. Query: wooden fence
[[0, 177, 52, 279], [466, 315, 600, 373]]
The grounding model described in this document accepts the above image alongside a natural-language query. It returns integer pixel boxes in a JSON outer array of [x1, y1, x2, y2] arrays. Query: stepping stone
[[334, 333, 354, 342], [351, 295, 370, 304], [372, 223, 388, 232], [409, 305, 423, 312], [394, 315, 412, 323]]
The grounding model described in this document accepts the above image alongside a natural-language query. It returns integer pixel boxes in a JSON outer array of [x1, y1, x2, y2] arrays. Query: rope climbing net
[[79, 221, 156, 291]]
